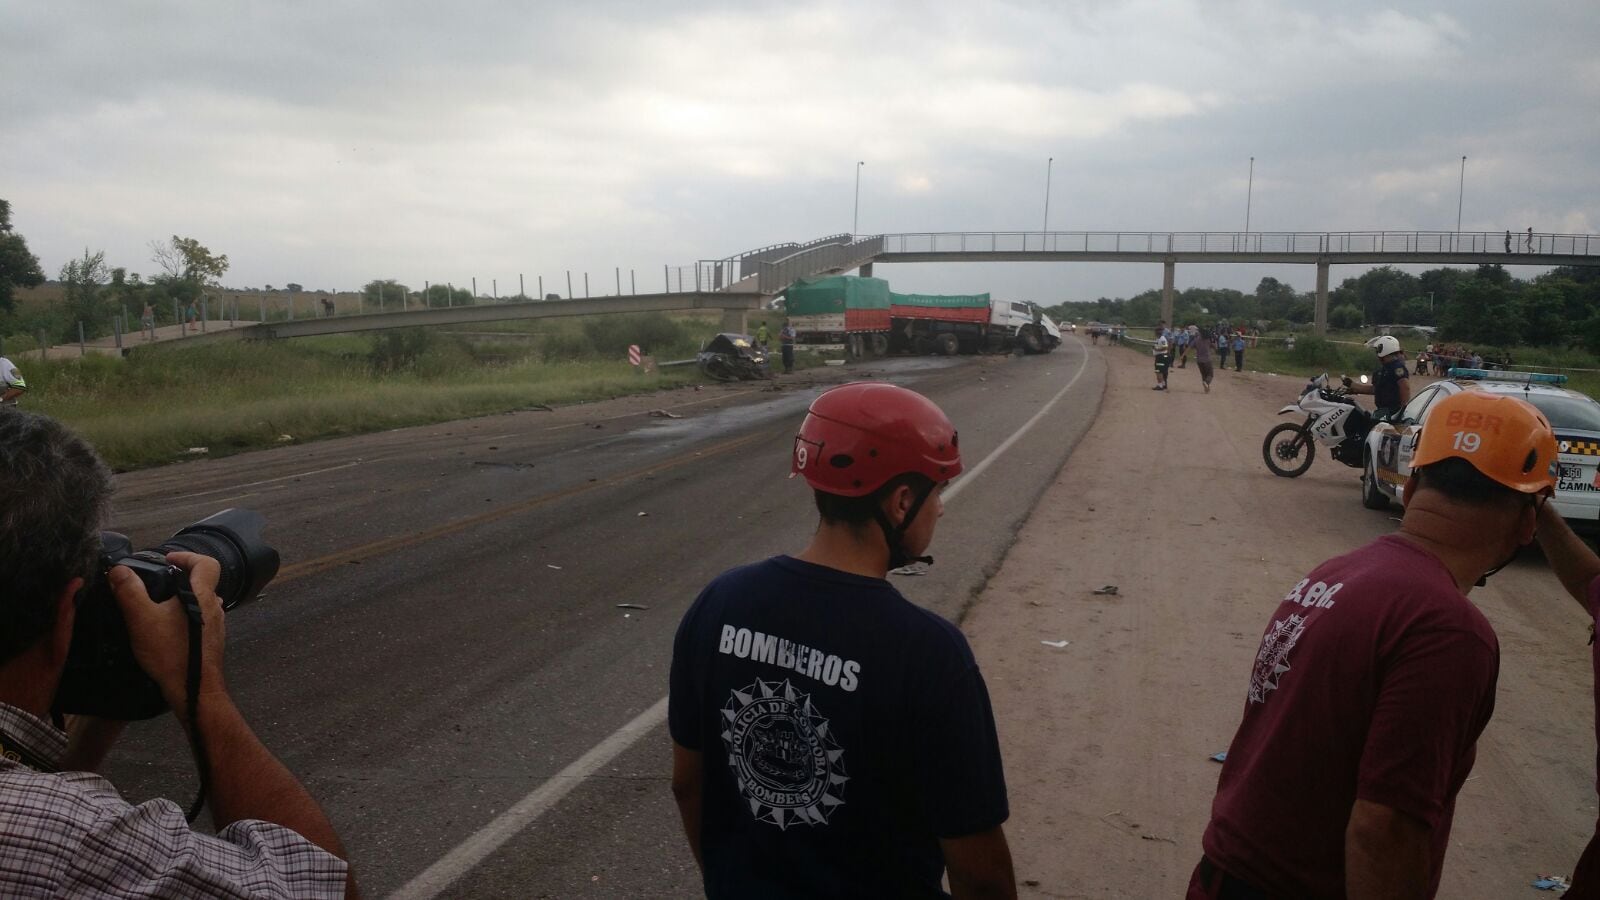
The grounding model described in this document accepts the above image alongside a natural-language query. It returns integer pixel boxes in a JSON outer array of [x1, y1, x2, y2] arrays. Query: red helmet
[[791, 383, 961, 497]]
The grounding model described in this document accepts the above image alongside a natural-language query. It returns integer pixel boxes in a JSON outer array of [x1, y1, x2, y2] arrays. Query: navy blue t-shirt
[[669, 556, 1009, 899], [1372, 359, 1410, 411]]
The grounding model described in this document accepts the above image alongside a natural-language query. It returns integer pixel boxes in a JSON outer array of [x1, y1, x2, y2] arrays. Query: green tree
[[1254, 277, 1300, 320], [363, 279, 412, 310], [151, 235, 229, 285], [422, 283, 473, 307], [57, 249, 112, 340], [1329, 304, 1363, 329], [1442, 278, 1522, 345], [1518, 284, 1568, 347], [1342, 266, 1421, 324], [0, 199, 45, 313], [1394, 297, 1435, 326]]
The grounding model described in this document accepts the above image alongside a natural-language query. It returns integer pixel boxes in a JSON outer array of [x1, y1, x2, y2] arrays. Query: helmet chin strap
[[874, 482, 937, 571]]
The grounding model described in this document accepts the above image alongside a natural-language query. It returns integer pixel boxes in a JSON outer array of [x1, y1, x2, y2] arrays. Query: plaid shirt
[[0, 702, 346, 898]]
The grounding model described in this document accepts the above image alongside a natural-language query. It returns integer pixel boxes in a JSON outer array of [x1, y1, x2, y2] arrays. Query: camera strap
[[178, 584, 211, 825]]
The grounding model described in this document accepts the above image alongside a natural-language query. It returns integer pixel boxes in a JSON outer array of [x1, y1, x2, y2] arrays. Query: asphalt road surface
[[101, 340, 1107, 898]]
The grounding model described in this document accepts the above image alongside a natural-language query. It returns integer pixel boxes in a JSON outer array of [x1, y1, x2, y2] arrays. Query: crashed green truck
[[780, 275, 1062, 357]]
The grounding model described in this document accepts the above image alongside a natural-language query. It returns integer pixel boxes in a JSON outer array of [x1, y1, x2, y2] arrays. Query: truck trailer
[[781, 275, 1061, 358]]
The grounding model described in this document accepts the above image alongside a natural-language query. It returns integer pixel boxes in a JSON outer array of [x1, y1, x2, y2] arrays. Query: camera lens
[[157, 509, 280, 611]]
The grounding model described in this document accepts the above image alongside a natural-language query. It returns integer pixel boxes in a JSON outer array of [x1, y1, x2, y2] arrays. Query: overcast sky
[[3, 0, 1597, 302]]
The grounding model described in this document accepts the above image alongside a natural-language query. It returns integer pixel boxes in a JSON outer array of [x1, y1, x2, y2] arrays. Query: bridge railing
[[758, 235, 883, 294], [681, 233, 857, 292], [879, 231, 1600, 257]]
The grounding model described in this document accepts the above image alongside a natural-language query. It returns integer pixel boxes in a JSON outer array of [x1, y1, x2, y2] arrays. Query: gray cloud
[[1, 0, 1595, 300]]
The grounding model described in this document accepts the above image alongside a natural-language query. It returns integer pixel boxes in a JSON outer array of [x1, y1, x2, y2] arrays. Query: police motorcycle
[[1261, 372, 1371, 478]]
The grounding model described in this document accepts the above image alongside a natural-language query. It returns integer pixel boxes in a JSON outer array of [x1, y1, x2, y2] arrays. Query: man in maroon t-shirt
[[1535, 502, 1600, 899], [1191, 391, 1558, 900]]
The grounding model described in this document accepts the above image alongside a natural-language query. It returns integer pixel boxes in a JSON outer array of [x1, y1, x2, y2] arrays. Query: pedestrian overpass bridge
[[195, 229, 1600, 344]]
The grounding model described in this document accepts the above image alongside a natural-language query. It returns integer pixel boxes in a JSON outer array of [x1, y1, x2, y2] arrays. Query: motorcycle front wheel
[[1262, 423, 1316, 478]]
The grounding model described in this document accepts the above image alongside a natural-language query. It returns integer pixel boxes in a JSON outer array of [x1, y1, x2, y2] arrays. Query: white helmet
[[1367, 335, 1401, 357]]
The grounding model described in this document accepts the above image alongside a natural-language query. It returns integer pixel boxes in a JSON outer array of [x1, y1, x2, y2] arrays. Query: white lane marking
[[174, 460, 372, 500], [387, 697, 670, 900], [387, 343, 1094, 899], [944, 338, 1090, 504]]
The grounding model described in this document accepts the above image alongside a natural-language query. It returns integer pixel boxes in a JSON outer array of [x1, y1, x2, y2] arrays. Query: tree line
[[1045, 263, 1600, 351]]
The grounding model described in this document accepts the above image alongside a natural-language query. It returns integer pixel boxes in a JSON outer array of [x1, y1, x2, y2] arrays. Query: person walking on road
[[1532, 502, 1600, 899], [1191, 327, 1215, 393], [779, 320, 796, 375], [670, 383, 1014, 899], [0, 356, 27, 406], [1153, 328, 1172, 391], [1230, 332, 1246, 371], [1176, 326, 1191, 368], [1190, 391, 1557, 900]]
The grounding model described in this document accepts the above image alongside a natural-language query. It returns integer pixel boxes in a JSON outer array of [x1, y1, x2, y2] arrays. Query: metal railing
[[681, 233, 856, 292], [757, 235, 884, 294], [879, 230, 1600, 257]]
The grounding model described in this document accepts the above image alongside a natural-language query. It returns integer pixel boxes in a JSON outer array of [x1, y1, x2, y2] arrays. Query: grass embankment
[[1113, 331, 1600, 398], [21, 312, 773, 471]]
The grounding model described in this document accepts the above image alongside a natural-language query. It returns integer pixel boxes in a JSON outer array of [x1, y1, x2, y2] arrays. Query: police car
[[1362, 368, 1600, 532]]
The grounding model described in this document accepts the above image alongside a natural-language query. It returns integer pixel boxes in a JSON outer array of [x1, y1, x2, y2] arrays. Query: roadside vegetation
[[18, 312, 744, 471]]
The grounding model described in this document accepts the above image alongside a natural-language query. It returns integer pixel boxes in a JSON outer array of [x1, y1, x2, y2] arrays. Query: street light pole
[[1043, 157, 1053, 234], [1456, 156, 1466, 233], [1244, 156, 1255, 237], [853, 161, 865, 235]]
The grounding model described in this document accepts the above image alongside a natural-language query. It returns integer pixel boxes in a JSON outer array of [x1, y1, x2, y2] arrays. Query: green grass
[[19, 323, 718, 471]]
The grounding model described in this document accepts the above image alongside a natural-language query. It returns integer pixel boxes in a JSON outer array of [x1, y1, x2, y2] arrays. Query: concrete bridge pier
[[859, 263, 874, 278], [721, 308, 749, 335], [1314, 260, 1329, 336], [1160, 258, 1175, 326]]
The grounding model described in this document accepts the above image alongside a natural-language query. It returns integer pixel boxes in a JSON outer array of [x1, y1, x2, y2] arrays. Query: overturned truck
[[782, 275, 1061, 358]]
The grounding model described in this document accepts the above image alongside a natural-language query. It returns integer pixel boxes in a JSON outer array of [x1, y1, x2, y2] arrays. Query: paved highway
[[101, 341, 1107, 897]]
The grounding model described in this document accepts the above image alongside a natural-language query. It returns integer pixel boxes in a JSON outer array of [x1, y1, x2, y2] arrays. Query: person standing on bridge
[[0, 355, 27, 406], [1505, 230, 1513, 253], [779, 319, 796, 374], [670, 383, 1015, 899], [1190, 391, 1556, 900], [141, 301, 156, 340], [1527, 226, 1536, 252]]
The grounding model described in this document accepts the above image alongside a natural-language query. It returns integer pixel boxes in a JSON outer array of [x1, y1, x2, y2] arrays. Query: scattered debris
[[1092, 585, 1119, 596], [1041, 640, 1070, 648], [623, 613, 631, 619], [1532, 875, 1570, 891], [616, 603, 650, 610], [183, 447, 209, 455], [890, 562, 930, 576], [1140, 833, 1177, 845], [528, 404, 554, 412], [1023, 880, 1041, 888], [546, 564, 562, 570], [1210, 751, 1228, 763], [637, 511, 649, 517], [649, 409, 683, 418], [276, 434, 294, 443]]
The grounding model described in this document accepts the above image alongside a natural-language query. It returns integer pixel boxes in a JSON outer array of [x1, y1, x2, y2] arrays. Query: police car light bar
[[1448, 367, 1569, 385]]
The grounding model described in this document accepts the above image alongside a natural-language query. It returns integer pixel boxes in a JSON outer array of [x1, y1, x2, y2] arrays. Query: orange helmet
[[1411, 391, 1558, 495]]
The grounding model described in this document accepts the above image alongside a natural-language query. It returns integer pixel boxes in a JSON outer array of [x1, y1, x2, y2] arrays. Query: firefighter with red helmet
[[669, 382, 1015, 899]]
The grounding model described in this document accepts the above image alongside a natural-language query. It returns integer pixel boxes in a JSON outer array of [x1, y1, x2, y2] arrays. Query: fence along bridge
[[191, 229, 1599, 344]]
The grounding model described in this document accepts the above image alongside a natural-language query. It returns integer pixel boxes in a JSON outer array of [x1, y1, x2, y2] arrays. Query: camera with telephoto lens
[[55, 509, 280, 720]]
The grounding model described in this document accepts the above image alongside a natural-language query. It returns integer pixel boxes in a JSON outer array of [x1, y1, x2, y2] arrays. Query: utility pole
[[1244, 156, 1255, 236], [1456, 156, 1467, 233], [853, 161, 865, 235], [1042, 157, 1053, 234]]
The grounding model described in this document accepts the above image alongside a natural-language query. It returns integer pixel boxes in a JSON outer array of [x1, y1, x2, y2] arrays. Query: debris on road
[[183, 447, 209, 455], [890, 562, 930, 576], [1092, 585, 1119, 596], [649, 409, 683, 418], [1532, 875, 1570, 891], [546, 564, 562, 570], [616, 603, 650, 610], [637, 511, 649, 517], [1210, 751, 1228, 763], [1041, 640, 1071, 648], [276, 434, 294, 443], [528, 404, 554, 411]]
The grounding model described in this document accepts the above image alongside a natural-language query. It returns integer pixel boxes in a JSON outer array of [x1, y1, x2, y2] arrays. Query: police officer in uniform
[[1342, 335, 1413, 443], [669, 382, 1014, 899]]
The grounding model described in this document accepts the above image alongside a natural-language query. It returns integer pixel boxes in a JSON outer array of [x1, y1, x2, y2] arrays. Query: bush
[[581, 312, 687, 358], [1288, 337, 1370, 371], [367, 328, 435, 373], [540, 330, 594, 362], [1328, 304, 1363, 329]]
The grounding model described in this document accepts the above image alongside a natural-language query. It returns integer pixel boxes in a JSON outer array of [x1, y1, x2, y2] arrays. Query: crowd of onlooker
[[1414, 343, 1514, 376]]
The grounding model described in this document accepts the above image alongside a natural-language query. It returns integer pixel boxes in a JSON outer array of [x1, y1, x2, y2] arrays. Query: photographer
[[0, 411, 355, 898]]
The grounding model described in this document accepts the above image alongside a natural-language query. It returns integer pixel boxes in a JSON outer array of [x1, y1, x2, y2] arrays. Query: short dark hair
[[1415, 457, 1525, 508], [0, 411, 113, 664], [814, 473, 935, 529]]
